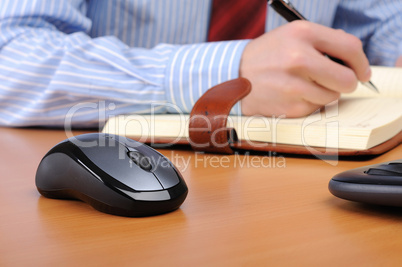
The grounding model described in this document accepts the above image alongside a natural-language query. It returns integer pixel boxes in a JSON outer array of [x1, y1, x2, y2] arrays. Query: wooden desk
[[2, 127, 402, 266]]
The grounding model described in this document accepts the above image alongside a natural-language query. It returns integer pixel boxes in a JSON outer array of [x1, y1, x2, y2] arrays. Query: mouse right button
[[152, 160, 181, 189]]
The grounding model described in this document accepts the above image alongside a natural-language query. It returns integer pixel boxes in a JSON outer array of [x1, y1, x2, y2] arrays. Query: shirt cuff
[[164, 40, 249, 116]]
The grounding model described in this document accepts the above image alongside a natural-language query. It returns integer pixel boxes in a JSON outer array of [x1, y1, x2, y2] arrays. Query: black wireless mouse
[[35, 133, 188, 217], [329, 160, 402, 207]]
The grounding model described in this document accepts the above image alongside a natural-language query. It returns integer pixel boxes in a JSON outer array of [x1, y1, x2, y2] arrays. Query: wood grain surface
[[1, 128, 402, 266]]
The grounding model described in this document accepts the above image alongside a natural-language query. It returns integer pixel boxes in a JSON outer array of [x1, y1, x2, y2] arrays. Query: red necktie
[[208, 0, 267, 42]]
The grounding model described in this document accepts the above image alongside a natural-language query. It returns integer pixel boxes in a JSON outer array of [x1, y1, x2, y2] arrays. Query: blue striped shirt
[[0, 0, 401, 127]]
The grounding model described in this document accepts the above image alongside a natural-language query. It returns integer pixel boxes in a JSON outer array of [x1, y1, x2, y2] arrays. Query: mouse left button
[[78, 140, 164, 191]]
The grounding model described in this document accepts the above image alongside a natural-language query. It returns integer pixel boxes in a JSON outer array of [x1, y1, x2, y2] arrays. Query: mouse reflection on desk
[[35, 133, 188, 217]]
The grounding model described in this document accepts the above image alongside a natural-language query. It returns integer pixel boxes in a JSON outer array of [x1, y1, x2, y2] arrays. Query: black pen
[[268, 0, 379, 93]]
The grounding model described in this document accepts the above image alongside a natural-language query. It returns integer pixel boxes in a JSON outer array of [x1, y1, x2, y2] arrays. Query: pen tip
[[364, 81, 380, 93]]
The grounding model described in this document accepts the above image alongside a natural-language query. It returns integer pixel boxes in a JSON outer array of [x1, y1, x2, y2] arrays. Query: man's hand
[[240, 21, 372, 118]]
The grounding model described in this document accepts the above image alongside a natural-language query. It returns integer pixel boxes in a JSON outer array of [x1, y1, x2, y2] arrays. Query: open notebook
[[103, 66, 402, 154]]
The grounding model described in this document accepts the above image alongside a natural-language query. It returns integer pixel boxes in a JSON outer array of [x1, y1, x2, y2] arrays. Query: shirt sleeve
[[0, 0, 248, 127], [333, 0, 402, 66]]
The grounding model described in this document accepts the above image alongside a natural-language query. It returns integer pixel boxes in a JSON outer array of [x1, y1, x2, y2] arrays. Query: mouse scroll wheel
[[128, 151, 152, 171]]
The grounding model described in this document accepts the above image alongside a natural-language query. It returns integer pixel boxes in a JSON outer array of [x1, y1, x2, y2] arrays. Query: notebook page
[[344, 66, 402, 98]]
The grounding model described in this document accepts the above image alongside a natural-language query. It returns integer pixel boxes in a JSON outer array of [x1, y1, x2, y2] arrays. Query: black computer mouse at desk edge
[[329, 160, 402, 207], [36, 133, 188, 217]]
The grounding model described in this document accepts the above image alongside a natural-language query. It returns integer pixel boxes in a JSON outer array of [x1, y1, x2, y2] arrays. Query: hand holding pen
[[239, 1, 374, 117], [268, 0, 379, 93]]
